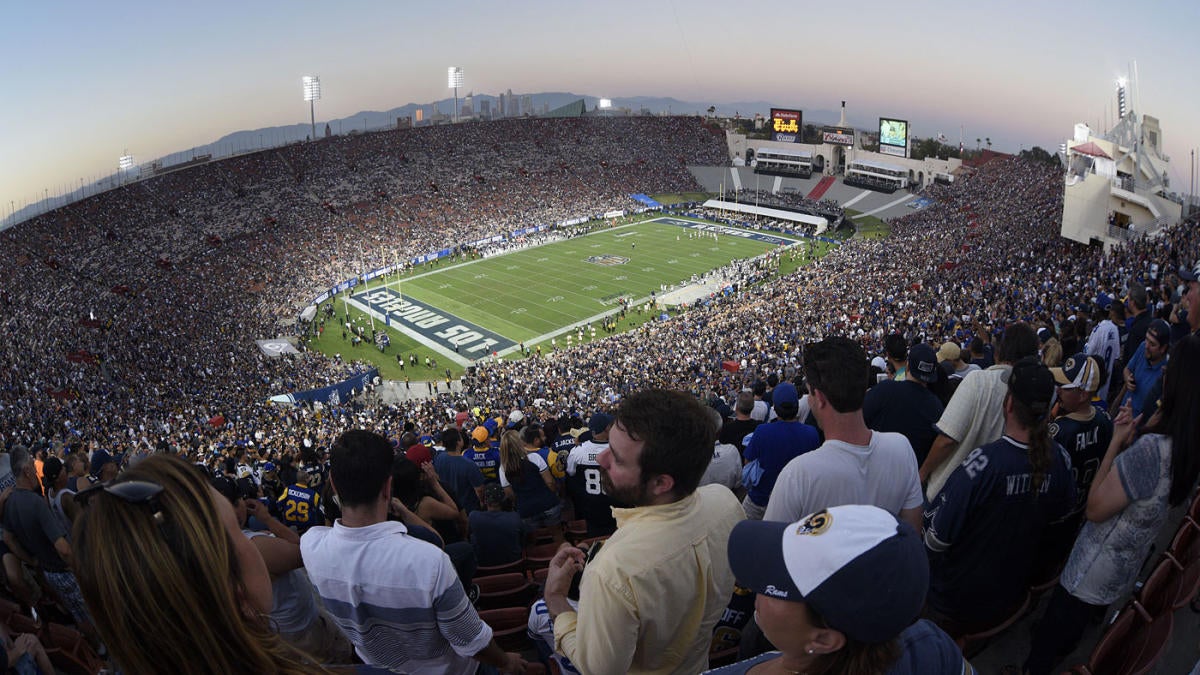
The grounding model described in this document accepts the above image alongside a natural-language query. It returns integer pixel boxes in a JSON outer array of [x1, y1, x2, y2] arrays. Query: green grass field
[[306, 217, 808, 379], [845, 209, 891, 239]]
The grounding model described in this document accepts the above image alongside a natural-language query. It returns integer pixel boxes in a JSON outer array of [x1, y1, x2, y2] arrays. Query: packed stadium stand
[[2, 114, 1199, 673]]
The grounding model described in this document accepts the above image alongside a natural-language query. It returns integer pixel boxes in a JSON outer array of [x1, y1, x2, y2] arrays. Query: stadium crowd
[[0, 114, 1197, 673]]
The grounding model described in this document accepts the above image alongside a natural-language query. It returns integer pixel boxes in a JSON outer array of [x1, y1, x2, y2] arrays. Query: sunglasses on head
[[75, 479, 164, 509]]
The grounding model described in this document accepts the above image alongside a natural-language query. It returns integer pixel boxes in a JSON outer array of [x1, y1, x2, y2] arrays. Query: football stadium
[[2, 46, 1199, 675]]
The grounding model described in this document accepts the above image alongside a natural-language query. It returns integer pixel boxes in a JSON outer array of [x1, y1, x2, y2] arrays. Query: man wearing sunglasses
[[2, 447, 102, 651]]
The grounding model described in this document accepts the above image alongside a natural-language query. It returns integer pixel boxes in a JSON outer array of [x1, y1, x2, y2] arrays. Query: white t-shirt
[[926, 365, 1010, 500], [750, 400, 769, 422], [699, 442, 742, 492], [763, 431, 924, 524], [499, 452, 549, 488]]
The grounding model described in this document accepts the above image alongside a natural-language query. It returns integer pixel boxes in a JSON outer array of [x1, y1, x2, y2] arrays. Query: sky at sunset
[[3, 0, 1198, 221]]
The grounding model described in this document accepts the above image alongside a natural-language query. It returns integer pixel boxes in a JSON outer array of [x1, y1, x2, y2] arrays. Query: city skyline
[[3, 0, 1198, 221]]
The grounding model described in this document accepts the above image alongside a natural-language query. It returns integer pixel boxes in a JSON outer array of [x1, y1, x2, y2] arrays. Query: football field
[[311, 216, 808, 376]]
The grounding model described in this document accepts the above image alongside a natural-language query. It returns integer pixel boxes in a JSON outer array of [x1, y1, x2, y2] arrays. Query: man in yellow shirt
[[543, 389, 744, 674]]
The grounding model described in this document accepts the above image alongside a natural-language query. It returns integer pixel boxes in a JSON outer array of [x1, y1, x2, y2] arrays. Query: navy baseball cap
[[907, 344, 939, 384], [587, 413, 614, 436], [1051, 353, 1101, 392], [728, 505, 928, 644], [1008, 356, 1056, 419]]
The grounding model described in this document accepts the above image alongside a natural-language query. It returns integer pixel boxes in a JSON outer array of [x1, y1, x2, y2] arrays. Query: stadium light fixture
[[302, 75, 321, 141], [448, 67, 463, 122], [598, 98, 612, 110], [1115, 77, 1128, 119]]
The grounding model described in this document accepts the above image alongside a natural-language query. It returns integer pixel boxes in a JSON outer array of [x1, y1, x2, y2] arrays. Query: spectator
[[1025, 335, 1200, 674], [718, 391, 760, 453], [710, 505, 968, 675], [432, 427, 485, 514], [741, 382, 820, 520], [211, 474, 354, 664], [1120, 318, 1170, 417], [542, 389, 744, 674], [3, 447, 101, 650], [863, 343, 946, 465], [469, 483, 526, 567], [72, 454, 353, 673], [921, 322, 1039, 499], [699, 406, 743, 496], [764, 338, 923, 532], [498, 430, 562, 533], [565, 413, 618, 538], [301, 429, 528, 674], [923, 357, 1075, 636]]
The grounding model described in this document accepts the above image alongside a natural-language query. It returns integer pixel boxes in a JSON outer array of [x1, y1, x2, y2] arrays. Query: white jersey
[[1086, 319, 1121, 401]]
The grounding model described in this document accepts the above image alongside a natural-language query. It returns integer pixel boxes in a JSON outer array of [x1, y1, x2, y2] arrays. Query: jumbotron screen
[[770, 108, 803, 143], [878, 118, 908, 157]]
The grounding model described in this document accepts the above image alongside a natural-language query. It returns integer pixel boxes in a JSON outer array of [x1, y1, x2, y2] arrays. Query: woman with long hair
[[71, 454, 384, 674], [1025, 334, 1200, 674], [497, 430, 562, 532], [706, 505, 970, 674]]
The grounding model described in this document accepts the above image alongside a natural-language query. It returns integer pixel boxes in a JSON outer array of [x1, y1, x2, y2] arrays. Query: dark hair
[[997, 321, 1038, 364], [1146, 335, 1200, 506], [969, 336, 984, 355], [440, 427, 461, 453], [329, 430, 393, 507], [1006, 393, 1055, 495], [753, 380, 767, 397], [389, 456, 427, 509], [42, 457, 64, 492], [803, 602, 901, 675], [804, 337, 869, 413], [520, 424, 543, 447], [615, 389, 714, 500], [884, 334, 908, 361]]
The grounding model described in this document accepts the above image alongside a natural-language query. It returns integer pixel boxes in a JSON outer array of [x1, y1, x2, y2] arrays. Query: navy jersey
[[276, 484, 324, 533], [924, 436, 1075, 626], [1049, 410, 1113, 516], [465, 445, 501, 483], [565, 442, 617, 537]]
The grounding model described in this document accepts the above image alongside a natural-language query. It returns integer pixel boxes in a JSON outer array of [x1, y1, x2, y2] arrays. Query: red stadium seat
[[40, 622, 104, 675], [1067, 601, 1172, 675], [478, 607, 533, 652], [525, 542, 562, 570], [473, 557, 527, 579], [1135, 556, 1177, 618], [953, 590, 1031, 658], [473, 573, 537, 610]]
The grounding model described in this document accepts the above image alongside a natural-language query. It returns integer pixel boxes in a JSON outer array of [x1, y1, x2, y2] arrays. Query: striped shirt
[[301, 520, 491, 674]]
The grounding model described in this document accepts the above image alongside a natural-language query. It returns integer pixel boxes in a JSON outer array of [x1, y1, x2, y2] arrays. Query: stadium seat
[[525, 543, 562, 570], [528, 525, 562, 545], [1067, 601, 1172, 675], [478, 607, 533, 652], [1165, 552, 1200, 611], [953, 590, 1031, 658], [1135, 556, 1177, 618], [40, 622, 104, 675], [1188, 490, 1200, 524], [473, 557, 527, 579], [473, 573, 537, 610], [565, 519, 589, 543], [531, 567, 549, 587], [1167, 518, 1198, 562]]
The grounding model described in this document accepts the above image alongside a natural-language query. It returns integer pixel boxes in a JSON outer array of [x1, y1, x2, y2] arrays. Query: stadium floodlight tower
[[448, 67, 463, 122], [302, 75, 321, 141], [118, 152, 134, 185]]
